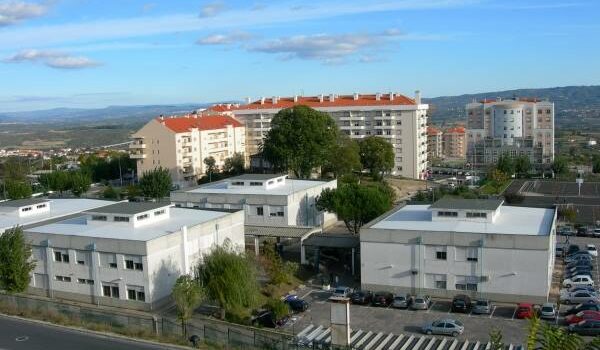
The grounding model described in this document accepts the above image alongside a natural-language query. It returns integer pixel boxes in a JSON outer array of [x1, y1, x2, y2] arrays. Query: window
[[127, 288, 146, 302], [78, 278, 94, 284], [114, 216, 130, 222], [466, 212, 487, 218], [55, 275, 71, 282], [125, 260, 134, 269], [136, 214, 148, 221], [36, 204, 47, 209], [76, 251, 90, 265], [103, 284, 120, 298], [54, 250, 69, 263], [135, 263, 143, 270], [21, 206, 32, 212], [437, 211, 458, 217], [154, 209, 166, 216], [436, 251, 447, 260], [456, 276, 478, 291], [92, 215, 107, 221], [231, 181, 244, 186], [466, 247, 478, 262], [101, 253, 117, 268], [249, 182, 263, 186], [256, 207, 264, 216]]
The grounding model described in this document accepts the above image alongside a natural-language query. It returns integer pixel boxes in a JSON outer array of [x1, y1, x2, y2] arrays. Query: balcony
[[130, 153, 146, 159], [129, 142, 146, 149]]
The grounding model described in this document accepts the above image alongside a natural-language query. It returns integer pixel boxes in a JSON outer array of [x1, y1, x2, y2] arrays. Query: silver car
[[410, 295, 432, 310], [392, 295, 410, 309], [472, 299, 492, 314], [331, 286, 352, 298], [422, 319, 464, 337], [560, 291, 600, 305], [539, 303, 557, 319]]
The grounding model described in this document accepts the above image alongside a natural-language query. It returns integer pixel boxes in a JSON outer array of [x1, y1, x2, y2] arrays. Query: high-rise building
[[129, 114, 246, 186], [466, 97, 554, 168], [226, 91, 429, 179], [427, 126, 443, 160], [443, 126, 467, 159]]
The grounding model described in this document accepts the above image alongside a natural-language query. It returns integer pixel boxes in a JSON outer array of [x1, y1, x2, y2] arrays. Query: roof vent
[[293, 95, 299, 102], [329, 94, 335, 102], [273, 96, 279, 104], [319, 94, 324, 103], [390, 92, 395, 101], [375, 93, 381, 101], [260, 97, 265, 105], [353, 93, 359, 101], [415, 90, 421, 104]]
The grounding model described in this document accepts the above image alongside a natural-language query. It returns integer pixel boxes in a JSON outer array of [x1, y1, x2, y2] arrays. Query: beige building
[[466, 97, 554, 168], [222, 92, 429, 179], [427, 126, 443, 160], [130, 114, 246, 186], [443, 126, 467, 159]]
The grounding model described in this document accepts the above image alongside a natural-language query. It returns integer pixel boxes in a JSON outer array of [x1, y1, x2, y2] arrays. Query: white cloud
[[0, 0, 49, 26], [199, 1, 226, 18], [196, 32, 253, 45], [4, 49, 101, 69]]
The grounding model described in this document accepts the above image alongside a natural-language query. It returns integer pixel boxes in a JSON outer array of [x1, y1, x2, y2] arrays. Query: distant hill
[[424, 85, 600, 130]]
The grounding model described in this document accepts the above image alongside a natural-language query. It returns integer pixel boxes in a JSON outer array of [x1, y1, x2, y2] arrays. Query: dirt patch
[[385, 176, 427, 202]]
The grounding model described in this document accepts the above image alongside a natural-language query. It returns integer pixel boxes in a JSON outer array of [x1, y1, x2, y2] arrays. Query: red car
[[516, 303, 535, 319], [566, 310, 600, 325]]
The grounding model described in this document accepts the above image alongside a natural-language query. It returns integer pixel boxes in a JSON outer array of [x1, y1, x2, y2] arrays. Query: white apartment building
[[466, 97, 555, 169], [226, 92, 429, 179], [360, 197, 556, 303], [130, 114, 246, 187], [24, 201, 244, 310], [170, 174, 337, 229]]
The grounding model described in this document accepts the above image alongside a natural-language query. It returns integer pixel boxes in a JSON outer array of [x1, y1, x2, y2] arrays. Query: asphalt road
[[0, 315, 176, 350]]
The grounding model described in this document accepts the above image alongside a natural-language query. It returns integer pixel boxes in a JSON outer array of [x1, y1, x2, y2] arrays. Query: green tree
[[0, 226, 36, 293], [102, 185, 120, 200], [359, 136, 394, 180], [124, 184, 141, 199], [552, 156, 569, 176], [70, 170, 92, 197], [261, 242, 297, 285], [172, 275, 205, 338], [324, 135, 361, 178], [223, 153, 245, 175], [40, 170, 72, 196], [194, 240, 260, 320], [514, 155, 531, 176], [1, 157, 28, 181], [496, 154, 515, 175], [487, 167, 509, 184], [138, 167, 172, 199], [488, 328, 504, 350], [559, 207, 577, 223], [262, 105, 339, 178], [592, 155, 600, 174], [317, 182, 394, 234], [5, 180, 32, 200], [203, 156, 217, 182]]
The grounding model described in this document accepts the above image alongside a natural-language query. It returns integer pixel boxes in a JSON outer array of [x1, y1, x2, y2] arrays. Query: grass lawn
[[480, 179, 513, 195]]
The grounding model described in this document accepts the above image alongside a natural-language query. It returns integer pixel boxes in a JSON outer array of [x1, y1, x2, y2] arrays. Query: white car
[[563, 275, 595, 289], [588, 244, 598, 257]]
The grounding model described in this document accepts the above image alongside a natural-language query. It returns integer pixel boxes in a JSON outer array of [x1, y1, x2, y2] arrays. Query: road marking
[[300, 290, 313, 300], [427, 301, 436, 313], [511, 307, 517, 320], [15, 336, 29, 342], [489, 306, 497, 318]]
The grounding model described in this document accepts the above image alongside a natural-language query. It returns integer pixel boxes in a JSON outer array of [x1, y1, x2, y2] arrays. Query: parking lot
[[284, 236, 600, 345]]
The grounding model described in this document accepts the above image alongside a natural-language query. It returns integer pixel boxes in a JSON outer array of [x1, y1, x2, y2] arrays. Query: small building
[[170, 174, 337, 228], [24, 201, 244, 310], [443, 126, 467, 159], [360, 197, 556, 303]]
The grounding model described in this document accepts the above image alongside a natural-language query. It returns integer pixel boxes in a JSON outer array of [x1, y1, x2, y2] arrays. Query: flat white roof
[[0, 198, 115, 231], [26, 208, 232, 241], [181, 179, 331, 196], [370, 205, 555, 236]]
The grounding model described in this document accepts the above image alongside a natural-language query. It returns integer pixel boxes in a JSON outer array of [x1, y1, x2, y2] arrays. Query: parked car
[[594, 228, 600, 238], [563, 275, 595, 288], [564, 268, 593, 280], [332, 286, 352, 298], [421, 319, 464, 337], [566, 310, 600, 325], [565, 303, 600, 316], [349, 290, 373, 305], [568, 320, 600, 336], [566, 261, 594, 271], [252, 310, 289, 328], [284, 295, 310, 312], [587, 244, 598, 257], [576, 227, 588, 237], [567, 250, 591, 257], [451, 294, 472, 313], [558, 226, 575, 236], [565, 254, 593, 264], [472, 299, 492, 315], [561, 291, 600, 305], [568, 244, 581, 254], [516, 303, 535, 319], [560, 286, 597, 294], [371, 292, 394, 307], [410, 295, 432, 310], [556, 246, 565, 258], [539, 303, 557, 319], [391, 294, 410, 309]]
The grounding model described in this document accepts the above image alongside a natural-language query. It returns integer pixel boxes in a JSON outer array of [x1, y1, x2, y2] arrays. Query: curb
[[0, 313, 193, 349]]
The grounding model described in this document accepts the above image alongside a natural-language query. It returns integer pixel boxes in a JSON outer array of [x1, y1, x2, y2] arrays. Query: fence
[[0, 292, 294, 349]]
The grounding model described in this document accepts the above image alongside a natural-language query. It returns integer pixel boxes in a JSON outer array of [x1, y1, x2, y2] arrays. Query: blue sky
[[0, 0, 599, 112]]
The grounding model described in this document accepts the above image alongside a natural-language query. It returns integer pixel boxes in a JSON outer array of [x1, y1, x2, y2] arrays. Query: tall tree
[[5, 180, 32, 200], [0, 226, 36, 293], [139, 167, 172, 199], [40, 170, 71, 196], [70, 171, 92, 197], [102, 185, 120, 200], [496, 154, 515, 175], [317, 182, 394, 234], [222, 153, 245, 175], [552, 156, 569, 176], [194, 240, 259, 319], [593, 155, 600, 174], [359, 136, 394, 180], [172, 275, 205, 338], [262, 105, 339, 178], [324, 135, 361, 178], [514, 155, 531, 176]]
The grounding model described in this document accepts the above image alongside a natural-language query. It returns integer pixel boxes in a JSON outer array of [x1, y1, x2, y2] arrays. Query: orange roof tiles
[[233, 93, 416, 110], [158, 114, 243, 133], [427, 126, 442, 136], [445, 126, 466, 134]]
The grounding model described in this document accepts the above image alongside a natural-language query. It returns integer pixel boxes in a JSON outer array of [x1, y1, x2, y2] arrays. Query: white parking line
[[489, 306, 497, 318], [511, 307, 517, 320], [300, 290, 313, 300], [427, 301, 436, 313]]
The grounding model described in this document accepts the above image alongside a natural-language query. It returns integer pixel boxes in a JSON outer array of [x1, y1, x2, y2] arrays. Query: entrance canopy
[[302, 234, 359, 249], [244, 225, 320, 239]]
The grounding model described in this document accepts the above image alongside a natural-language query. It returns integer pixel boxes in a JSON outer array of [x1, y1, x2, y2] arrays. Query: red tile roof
[[233, 93, 416, 110], [445, 126, 466, 134], [158, 114, 243, 133], [427, 126, 442, 136]]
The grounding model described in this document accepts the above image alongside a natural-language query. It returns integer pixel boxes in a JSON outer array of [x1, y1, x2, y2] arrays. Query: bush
[[265, 298, 289, 321]]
